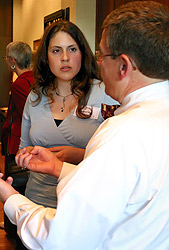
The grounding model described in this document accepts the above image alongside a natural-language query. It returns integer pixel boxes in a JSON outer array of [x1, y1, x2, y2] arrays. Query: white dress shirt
[[4, 80, 169, 250]]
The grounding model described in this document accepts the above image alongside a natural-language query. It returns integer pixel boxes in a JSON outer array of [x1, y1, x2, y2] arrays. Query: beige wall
[[61, 0, 76, 24], [76, 0, 96, 52], [13, 0, 61, 50], [13, 0, 96, 52]]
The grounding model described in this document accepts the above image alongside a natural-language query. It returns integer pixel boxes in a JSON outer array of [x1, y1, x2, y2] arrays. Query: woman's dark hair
[[33, 20, 100, 118]]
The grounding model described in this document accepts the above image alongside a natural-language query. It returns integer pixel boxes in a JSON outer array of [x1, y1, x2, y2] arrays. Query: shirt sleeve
[[4, 194, 57, 249], [4, 117, 140, 250], [58, 162, 77, 181], [4, 155, 116, 250]]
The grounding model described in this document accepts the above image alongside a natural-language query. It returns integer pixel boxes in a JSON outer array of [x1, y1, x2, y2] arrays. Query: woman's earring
[[11, 65, 15, 70]]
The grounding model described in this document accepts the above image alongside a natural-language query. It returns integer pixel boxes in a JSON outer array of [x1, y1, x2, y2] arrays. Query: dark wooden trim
[[11, 0, 13, 40], [44, 7, 70, 29], [96, 0, 169, 50]]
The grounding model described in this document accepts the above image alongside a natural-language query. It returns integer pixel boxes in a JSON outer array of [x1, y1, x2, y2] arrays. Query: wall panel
[[0, 0, 12, 108], [96, 0, 169, 50]]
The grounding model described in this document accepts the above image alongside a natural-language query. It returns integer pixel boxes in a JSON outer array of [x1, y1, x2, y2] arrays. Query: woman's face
[[48, 31, 82, 84]]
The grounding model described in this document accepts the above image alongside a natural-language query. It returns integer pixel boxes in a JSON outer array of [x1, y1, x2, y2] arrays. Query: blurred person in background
[[1, 41, 35, 156]]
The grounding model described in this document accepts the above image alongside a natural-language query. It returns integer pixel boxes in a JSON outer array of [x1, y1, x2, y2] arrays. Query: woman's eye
[[53, 49, 61, 53], [69, 47, 77, 52]]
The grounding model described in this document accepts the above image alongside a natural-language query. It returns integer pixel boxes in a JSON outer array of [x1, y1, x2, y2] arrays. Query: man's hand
[[49, 146, 85, 164], [0, 173, 18, 203], [15, 146, 63, 178]]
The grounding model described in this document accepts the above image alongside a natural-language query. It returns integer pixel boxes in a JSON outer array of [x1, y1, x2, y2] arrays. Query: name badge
[[73, 106, 100, 119]]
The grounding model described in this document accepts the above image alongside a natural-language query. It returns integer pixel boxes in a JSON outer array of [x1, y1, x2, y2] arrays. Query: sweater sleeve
[[19, 93, 33, 148]]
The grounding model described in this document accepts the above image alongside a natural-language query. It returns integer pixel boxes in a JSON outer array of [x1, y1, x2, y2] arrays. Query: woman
[[20, 20, 118, 209], [1, 41, 35, 156]]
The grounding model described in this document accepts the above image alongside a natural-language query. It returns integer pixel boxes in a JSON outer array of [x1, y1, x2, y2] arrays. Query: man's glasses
[[95, 50, 119, 62], [95, 50, 136, 70]]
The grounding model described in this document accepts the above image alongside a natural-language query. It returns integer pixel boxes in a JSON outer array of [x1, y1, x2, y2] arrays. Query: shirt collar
[[115, 80, 169, 115]]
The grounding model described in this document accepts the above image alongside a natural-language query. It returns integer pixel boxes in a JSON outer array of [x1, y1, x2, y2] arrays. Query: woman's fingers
[[15, 152, 30, 167]]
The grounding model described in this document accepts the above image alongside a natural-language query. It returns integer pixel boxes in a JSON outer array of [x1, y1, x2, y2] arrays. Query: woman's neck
[[56, 80, 72, 96]]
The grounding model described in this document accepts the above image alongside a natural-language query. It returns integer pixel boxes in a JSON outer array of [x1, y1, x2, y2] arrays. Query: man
[[1, 1, 169, 249]]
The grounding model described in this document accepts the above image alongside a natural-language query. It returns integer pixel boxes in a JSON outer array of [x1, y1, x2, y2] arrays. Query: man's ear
[[119, 54, 134, 79]]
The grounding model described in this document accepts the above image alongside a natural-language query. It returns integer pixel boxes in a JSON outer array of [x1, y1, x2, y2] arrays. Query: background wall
[[13, 0, 96, 52], [13, 0, 61, 50], [75, 0, 96, 52]]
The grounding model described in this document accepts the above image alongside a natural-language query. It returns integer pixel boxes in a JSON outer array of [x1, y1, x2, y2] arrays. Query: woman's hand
[[49, 146, 85, 164], [15, 146, 63, 178], [17, 146, 34, 155], [0, 173, 18, 203], [16, 147, 33, 168]]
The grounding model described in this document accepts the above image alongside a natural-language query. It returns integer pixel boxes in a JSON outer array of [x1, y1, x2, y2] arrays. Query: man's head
[[99, 1, 169, 102]]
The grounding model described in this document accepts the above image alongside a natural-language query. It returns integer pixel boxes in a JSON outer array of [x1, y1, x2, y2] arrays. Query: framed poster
[[44, 7, 70, 29]]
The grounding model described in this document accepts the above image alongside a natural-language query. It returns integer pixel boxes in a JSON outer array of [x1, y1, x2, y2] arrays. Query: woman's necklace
[[56, 91, 73, 112]]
